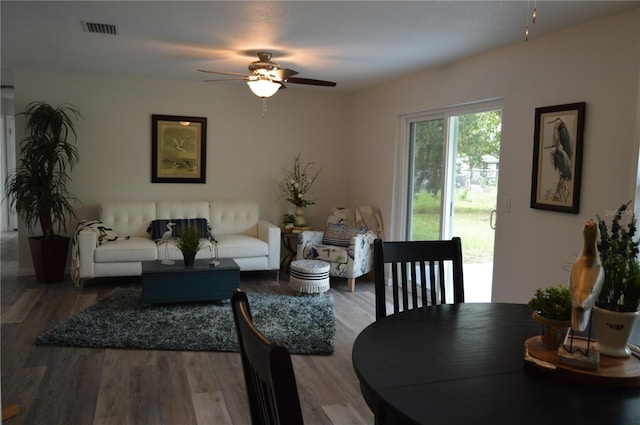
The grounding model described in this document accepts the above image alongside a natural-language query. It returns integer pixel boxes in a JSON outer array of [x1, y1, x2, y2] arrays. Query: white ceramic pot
[[592, 306, 639, 358]]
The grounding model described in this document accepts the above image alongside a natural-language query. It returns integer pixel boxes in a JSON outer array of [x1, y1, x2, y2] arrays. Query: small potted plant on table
[[282, 213, 295, 233], [175, 225, 204, 266], [528, 285, 572, 348]]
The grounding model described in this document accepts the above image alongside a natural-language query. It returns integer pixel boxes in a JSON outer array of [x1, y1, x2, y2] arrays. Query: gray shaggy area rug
[[36, 287, 335, 354]]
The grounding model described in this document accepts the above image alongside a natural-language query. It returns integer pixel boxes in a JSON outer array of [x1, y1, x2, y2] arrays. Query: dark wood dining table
[[352, 303, 640, 425]]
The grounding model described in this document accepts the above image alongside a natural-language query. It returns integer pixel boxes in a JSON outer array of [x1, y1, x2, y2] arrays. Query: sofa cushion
[[94, 237, 158, 263], [156, 201, 210, 222], [209, 201, 259, 236], [100, 202, 157, 237], [157, 239, 215, 261], [215, 234, 268, 258]]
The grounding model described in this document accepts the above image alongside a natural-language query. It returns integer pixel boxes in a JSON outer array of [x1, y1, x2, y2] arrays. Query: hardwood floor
[[1, 232, 376, 424]]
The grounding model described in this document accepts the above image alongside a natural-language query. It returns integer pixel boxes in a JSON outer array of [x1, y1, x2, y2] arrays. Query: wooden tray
[[524, 336, 640, 387]]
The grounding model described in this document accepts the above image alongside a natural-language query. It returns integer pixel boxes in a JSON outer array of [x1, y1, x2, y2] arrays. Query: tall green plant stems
[[175, 225, 204, 254], [596, 201, 640, 312], [5, 101, 81, 238]]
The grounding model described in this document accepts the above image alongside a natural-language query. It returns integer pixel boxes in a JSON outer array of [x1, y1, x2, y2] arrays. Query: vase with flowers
[[594, 201, 640, 357], [279, 154, 322, 226]]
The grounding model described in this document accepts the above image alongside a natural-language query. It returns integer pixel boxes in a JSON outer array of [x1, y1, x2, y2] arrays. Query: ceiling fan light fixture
[[247, 79, 280, 98]]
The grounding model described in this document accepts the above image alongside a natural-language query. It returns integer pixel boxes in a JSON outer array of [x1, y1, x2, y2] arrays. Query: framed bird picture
[[530, 102, 585, 213], [151, 114, 207, 183]]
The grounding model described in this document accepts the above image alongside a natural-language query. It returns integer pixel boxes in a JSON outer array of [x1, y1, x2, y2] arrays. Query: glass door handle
[[490, 209, 497, 230]]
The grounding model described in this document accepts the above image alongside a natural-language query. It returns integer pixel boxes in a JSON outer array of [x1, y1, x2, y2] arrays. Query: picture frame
[[530, 102, 585, 214], [151, 115, 207, 183]]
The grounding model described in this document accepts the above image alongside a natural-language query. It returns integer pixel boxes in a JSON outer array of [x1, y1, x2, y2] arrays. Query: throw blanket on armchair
[[349, 206, 384, 240], [71, 220, 130, 285]]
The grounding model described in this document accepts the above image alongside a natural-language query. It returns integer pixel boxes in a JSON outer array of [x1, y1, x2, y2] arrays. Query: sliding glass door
[[405, 103, 502, 301]]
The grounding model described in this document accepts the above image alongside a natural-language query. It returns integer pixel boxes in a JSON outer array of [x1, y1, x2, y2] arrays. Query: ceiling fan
[[198, 52, 337, 99]]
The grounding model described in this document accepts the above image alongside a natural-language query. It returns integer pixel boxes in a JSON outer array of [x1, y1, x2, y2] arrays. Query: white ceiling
[[2, 1, 639, 93]]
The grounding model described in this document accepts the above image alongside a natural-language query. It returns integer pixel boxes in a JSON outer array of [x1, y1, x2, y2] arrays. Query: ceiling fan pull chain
[[262, 98, 268, 118]]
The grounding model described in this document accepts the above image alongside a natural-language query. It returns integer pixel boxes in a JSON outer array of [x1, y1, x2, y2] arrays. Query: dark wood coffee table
[[141, 258, 240, 306]]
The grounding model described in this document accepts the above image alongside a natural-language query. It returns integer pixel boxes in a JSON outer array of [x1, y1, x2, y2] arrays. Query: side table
[[280, 232, 299, 275]]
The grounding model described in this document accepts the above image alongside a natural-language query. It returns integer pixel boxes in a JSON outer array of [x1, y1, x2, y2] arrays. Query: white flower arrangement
[[279, 154, 321, 208]]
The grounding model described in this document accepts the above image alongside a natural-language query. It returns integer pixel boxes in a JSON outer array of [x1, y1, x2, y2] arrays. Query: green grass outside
[[411, 188, 496, 263]]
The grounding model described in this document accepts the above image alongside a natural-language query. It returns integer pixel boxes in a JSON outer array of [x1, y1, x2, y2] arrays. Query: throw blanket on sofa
[[71, 220, 130, 286]]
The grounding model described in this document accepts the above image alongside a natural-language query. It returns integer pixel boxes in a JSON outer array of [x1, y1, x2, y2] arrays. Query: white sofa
[[73, 200, 280, 286]]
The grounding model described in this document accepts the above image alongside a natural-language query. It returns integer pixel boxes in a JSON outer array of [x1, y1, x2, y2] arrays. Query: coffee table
[[141, 258, 240, 306]]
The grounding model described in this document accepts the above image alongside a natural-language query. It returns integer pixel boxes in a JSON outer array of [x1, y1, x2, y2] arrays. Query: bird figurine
[[158, 222, 176, 265], [569, 221, 605, 332], [161, 222, 176, 241]]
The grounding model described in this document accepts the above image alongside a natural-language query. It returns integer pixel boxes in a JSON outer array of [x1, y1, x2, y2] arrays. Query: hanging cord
[[525, 0, 537, 41]]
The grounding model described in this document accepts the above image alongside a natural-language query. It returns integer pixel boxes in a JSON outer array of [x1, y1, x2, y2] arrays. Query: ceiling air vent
[[82, 21, 118, 35]]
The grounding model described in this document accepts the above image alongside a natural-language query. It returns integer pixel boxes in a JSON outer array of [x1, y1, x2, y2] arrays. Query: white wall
[[13, 71, 351, 271], [349, 9, 640, 303]]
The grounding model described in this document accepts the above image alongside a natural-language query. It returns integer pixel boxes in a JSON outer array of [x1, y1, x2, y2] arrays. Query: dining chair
[[231, 289, 304, 425], [374, 238, 464, 320]]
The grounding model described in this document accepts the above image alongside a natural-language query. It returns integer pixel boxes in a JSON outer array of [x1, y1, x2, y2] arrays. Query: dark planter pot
[[28, 236, 70, 284], [183, 251, 196, 266]]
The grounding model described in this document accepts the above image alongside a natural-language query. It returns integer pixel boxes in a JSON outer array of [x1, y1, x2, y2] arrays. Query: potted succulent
[[5, 101, 81, 283], [175, 224, 204, 266], [594, 201, 640, 357], [528, 284, 572, 348], [282, 213, 295, 233]]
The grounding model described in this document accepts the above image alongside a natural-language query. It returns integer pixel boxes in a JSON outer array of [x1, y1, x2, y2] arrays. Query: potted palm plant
[[594, 201, 640, 357], [5, 101, 81, 283], [175, 225, 204, 266], [528, 285, 572, 348]]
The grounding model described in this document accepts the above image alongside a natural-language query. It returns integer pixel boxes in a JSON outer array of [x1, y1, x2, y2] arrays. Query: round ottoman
[[289, 260, 330, 294]]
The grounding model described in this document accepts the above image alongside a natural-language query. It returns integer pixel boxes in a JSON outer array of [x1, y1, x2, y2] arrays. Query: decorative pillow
[[322, 223, 368, 247], [148, 218, 211, 241]]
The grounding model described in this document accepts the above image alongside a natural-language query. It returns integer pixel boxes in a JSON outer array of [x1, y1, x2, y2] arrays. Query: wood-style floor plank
[[322, 403, 368, 425], [1, 231, 376, 424], [1, 288, 44, 324], [191, 391, 233, 425]]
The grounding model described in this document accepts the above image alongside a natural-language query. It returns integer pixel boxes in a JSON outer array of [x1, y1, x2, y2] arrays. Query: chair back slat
[[391, 262, 399, 314], [374, 238, 465, 320], [410, 261, 418, 308], [231, 290, 304, 425], [418, 261, 428, 307]]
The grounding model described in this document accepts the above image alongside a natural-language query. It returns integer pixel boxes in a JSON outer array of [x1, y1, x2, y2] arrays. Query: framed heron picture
[[151, 115, 207, 183], [530, 102, 585, 213]]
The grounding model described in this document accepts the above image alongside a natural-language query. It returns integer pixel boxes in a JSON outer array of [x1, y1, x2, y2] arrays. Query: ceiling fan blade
[[198, 69, 249, 78], [271, 68, 299, 80], [203, 78, 249, 82], [285, 77, 337, 87]]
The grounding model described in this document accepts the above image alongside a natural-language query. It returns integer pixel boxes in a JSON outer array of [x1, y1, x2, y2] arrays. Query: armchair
[[297, 206, 383, 292]]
